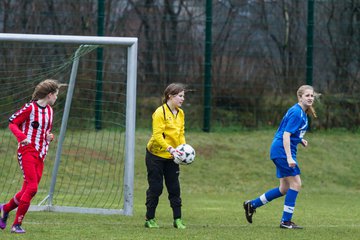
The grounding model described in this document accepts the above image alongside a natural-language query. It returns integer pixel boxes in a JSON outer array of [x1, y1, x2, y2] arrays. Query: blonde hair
[[32, 79, 65, 101], [162, 83, 186, 104], [297, 85, 320, 118]]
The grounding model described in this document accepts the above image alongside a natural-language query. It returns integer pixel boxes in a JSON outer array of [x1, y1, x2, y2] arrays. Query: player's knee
[[290, 181, 301, 191], [279, 186, 289, 195], [150, 184, 163, 196], [27, 185, 39, 197]]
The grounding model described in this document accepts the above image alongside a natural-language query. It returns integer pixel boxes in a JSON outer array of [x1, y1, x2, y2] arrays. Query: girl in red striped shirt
[[0, 79, 64, 234]]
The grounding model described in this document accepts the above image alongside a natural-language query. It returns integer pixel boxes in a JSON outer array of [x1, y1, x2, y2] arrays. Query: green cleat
[[144, 218, 159, 228], [173, 218, 186, 229]]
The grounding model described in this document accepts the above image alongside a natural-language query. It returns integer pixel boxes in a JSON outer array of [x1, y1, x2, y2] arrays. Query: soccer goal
[[0, 33, 137, 215]]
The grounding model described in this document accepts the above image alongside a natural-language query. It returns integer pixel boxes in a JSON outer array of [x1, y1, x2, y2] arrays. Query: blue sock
[[281, 188, 299, 222], [251, 187, 283, 209]]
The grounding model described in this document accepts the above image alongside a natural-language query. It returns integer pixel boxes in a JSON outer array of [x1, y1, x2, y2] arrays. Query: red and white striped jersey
[[9, 101, 54, 161]]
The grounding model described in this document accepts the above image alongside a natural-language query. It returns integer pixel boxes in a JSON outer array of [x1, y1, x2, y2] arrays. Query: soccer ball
[[176, 144, 196, 165]]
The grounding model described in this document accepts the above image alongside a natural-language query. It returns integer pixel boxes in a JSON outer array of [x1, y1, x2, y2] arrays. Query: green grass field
[[1, 129, 359, 239]]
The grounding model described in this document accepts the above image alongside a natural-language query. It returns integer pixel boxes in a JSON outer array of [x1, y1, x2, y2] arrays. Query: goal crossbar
[[0, 33, 138, 216]]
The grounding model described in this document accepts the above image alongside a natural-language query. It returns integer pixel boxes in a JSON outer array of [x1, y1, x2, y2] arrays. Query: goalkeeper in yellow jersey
[[144, 83, 187, 229]]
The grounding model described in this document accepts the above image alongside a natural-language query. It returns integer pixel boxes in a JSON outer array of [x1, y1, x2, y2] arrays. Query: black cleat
[[0, 205, 9, 230], [280, 221, 303, 229], [243, 200, 256, 223]]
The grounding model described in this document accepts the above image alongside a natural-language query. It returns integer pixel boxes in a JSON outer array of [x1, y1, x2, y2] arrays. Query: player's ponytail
[[307, 106, 317, 118], [32, 79, 66, 101]]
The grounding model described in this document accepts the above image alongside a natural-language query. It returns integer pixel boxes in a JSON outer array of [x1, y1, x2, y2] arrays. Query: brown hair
[[162, 83, 186, 104], [31, 79, 65, 101], [297, 85, 320, 118]]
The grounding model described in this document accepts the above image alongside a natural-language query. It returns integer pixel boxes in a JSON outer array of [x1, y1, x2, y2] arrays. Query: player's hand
[[20, 139, 30, 146], [167, 146, 185, 163], [287, 157, 297, 168], [47, 132, 54, 142], [173, 151, 186, 165], [301, 139, 308, 147], [173, 156, 185, 165]]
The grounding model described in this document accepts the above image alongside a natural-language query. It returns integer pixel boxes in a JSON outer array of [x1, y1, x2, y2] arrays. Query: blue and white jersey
[[270, 103, 308, 160]]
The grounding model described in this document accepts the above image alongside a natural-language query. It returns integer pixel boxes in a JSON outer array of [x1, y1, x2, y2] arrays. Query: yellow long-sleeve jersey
[[146, 103, 186, 159]]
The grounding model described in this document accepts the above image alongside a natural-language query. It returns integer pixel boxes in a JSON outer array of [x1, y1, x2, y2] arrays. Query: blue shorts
[[272, 158, 301, 178]]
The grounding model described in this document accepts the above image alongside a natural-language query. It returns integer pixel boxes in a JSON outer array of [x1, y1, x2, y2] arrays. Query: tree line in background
[[0, 0, 359, 130]]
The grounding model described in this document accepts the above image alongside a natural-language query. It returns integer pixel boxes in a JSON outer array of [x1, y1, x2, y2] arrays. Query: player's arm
[[46, 108, 54, 143], [8, 104, 31, 144], [283, 131, 296, 168], [152, 109, 171, 150], [179, 110, 186, 144], [283, 110, 302, 167], [9, 122, 28, 144]]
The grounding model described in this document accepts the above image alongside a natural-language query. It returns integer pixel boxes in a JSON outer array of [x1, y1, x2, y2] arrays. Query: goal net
[[0, 34, 137, 215]]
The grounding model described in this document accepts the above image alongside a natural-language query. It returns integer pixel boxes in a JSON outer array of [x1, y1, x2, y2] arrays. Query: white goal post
[[0, 33, 137, 216]]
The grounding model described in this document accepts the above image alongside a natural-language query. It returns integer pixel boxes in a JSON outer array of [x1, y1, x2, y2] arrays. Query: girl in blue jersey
[[243, 85, 319, 229]]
